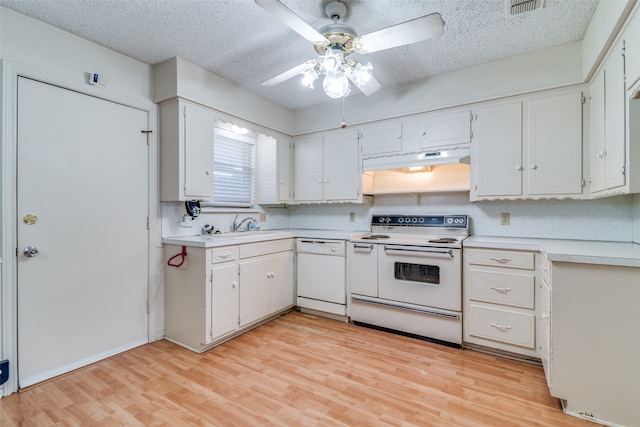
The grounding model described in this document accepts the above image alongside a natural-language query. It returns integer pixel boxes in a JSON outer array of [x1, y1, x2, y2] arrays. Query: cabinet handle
[[205, 171, 212, 175], [542, 313, 549, 320], [489, 257, 511, 263], [217, 253, 232, 259], [490, 323, 512, 331], [232, 281, 237, 288], [515, 165, 523, 171], [490, 286, 511, 293], [530, 165, 538, 170]]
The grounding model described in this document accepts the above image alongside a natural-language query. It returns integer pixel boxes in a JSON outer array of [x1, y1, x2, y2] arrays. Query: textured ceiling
[[1, 0, 599, 110]]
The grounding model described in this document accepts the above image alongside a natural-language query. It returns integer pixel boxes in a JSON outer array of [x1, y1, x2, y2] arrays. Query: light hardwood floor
[[0, 311, 592, 426]]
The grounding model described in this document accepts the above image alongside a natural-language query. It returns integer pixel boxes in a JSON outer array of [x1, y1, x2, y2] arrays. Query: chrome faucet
[[232, 215, 257, 232]]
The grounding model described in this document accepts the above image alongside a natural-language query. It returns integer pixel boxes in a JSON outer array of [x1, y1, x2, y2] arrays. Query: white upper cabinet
[[590, 39, 626, 195], [358, 121, 402, 157], [420, 109, 472, 149], [255, 134, 291, 204], [159, 98, 214, 201], [471, 101, 523, 199], [294, 135, 324, 202], [624, 7, 640, 90], [471, 91, 583, 201], [526, 92, 583, 196], [403, 109, 472, 153], [293, 130, 360, 203]]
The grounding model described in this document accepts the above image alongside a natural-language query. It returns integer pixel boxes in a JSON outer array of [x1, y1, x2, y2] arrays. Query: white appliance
[[296, 239, 347, 317], [348, 215, 469, 347]]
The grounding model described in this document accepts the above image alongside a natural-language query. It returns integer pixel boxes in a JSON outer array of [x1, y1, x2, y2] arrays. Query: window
[[211, 126, 255, 207]]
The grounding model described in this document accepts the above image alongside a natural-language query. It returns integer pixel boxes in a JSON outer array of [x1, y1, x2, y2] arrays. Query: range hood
[[362, 147, 470, 172]]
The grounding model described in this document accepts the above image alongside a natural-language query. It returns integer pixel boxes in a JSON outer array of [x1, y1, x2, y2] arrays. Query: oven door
[[377, 244, 461, 311]]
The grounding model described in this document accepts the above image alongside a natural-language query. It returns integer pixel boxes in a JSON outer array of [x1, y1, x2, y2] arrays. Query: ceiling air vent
[[510, 0, 543, 15]]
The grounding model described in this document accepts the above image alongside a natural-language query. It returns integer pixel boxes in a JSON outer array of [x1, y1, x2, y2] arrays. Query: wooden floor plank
[[0, 311, 593, 426]]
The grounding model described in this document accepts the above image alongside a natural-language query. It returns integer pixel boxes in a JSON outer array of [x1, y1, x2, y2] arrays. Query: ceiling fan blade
[[354, 13, 445, 54], [347, 72, 382, 96], [261, 60, 317, 86], [255, 0, 328, 45]]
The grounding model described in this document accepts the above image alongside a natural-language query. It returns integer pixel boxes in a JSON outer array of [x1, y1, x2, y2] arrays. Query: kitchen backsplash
[[162, 194, 636, 242]]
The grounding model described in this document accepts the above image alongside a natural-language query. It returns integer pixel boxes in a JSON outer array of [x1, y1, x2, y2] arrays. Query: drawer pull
[[490, 257, 511, 263], [490, 323, 512, 331], [489, 286, 511, 293], [216, 252, 233, 259]]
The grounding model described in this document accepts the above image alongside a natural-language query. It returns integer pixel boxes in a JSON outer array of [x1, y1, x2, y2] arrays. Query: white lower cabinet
[[164, 239, 295, 353], [463, 248, 538, 358]]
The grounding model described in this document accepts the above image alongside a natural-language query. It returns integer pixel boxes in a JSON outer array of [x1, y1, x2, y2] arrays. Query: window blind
[[212, 127, 255, 207]]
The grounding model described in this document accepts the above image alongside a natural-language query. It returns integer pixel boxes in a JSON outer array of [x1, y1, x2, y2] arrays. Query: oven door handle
[[383, 247, 454, 258]]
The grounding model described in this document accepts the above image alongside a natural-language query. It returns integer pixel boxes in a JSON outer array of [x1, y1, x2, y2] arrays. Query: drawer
[[468, 268, 535, 309], [239, 238, 294, 258], [210, 246, 239, 264], [466, 249, 534, 270], [468, 304, 535, 349]]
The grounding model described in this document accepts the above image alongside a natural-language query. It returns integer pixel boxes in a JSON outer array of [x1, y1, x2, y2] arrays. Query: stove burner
[[428, 238, 458, 244], [361, 234, 390, 240]]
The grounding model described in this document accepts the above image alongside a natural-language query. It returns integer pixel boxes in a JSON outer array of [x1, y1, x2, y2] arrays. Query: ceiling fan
[[255, 0, 445, 99]]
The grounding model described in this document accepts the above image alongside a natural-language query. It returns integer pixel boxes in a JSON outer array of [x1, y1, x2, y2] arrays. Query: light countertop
[[162, 229, 363, 248], [464, 236, 640, 268], [163, 231, 640, 268]]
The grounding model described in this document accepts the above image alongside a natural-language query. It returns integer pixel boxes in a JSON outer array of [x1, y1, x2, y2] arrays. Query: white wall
[[154, 57, 295, 136], [0, 6, 159, 395], [287, 194, 635, 242], [292, 42, 584, 134]]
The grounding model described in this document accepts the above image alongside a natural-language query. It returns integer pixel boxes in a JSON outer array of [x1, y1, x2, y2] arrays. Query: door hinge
[[209, 327, 213, 339], [581, 179, 586, 187], [581, 95, 586, 104], [146, 299, 151, 314], [141, 130, 153, 145], [622, 165, 626, 176], [146, 216, 151, 230]]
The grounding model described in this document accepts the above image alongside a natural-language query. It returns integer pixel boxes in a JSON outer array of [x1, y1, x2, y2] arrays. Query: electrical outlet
[[259, 212, 267, 222], [500, 213, 510, 225], [349, 212, 356, 222]]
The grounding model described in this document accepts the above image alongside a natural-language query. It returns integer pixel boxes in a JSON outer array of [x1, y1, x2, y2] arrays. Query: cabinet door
[[604, 41, 626, 191], [277, 139, 291, 202], [420, 109, 472, 149], [294, 136, 324, 201], [269, 251, 295, 313], [347, 243, 378, 297], [183, 102, 215, 199], [625, 8, 640, 90], [323, 130, 360, 201], [256, 135, 290, 204], [472, 102, 523, 198], [590, 69, 606, 193], [526, 92, 582, 196], [239, 257, 271, 327], [211, 263, 239, 340], [359, 121, 402, 156]]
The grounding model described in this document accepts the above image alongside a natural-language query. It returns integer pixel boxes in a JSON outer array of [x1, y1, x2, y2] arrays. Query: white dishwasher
[[296, 239, 347, 317]]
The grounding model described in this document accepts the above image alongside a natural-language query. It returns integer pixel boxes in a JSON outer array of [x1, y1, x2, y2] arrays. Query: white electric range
[[348, 214, 469, 347]]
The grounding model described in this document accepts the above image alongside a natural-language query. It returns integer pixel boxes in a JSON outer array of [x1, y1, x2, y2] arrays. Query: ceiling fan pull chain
[[340, 94, 347, 128]]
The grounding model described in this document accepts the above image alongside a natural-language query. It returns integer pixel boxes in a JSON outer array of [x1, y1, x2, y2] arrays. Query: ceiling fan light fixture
[[320, 48, 344, 74], [350, 61, 373, 86], [301, 68, 319, 88], [323, 71, 351, 98]]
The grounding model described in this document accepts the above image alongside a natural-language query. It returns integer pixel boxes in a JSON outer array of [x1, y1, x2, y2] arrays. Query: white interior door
[[17, 77, 149, 387]]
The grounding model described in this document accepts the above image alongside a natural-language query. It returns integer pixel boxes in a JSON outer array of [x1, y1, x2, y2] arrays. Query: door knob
[[23, 246, 39, 257]]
